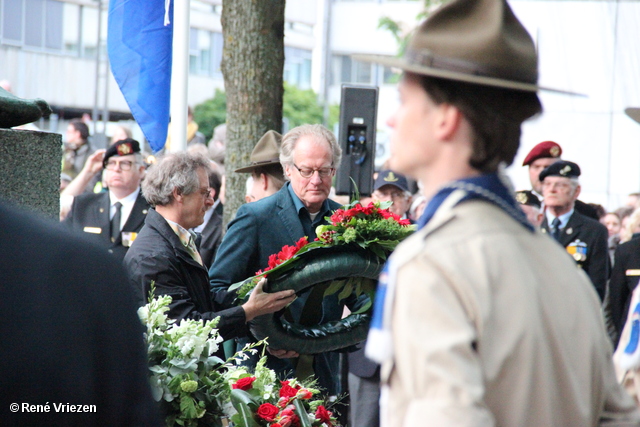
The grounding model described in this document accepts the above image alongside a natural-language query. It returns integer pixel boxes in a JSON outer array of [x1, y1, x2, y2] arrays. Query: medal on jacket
[[566, 239, 587, 262]]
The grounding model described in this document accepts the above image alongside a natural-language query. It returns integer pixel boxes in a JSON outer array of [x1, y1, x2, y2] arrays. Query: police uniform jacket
[[384, 198, 639, 427], [64, 190, 149, 264], [541, 210, 610, 300], [124, 208, 246, 343]]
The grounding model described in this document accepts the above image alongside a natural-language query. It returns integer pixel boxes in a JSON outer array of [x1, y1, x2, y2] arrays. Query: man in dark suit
[[540, 160, 609, 300], [209, 124, 361, 396], [64, 138, 150, 263], [193, 166, 223, 270], [124, 152, 294, 346], [0, 201, 160, 426]]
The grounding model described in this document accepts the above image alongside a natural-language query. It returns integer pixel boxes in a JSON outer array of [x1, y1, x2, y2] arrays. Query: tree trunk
[[220, 0, 285, 226]]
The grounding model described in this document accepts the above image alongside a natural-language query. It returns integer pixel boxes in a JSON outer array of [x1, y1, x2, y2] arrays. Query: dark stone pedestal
[[0, 129, 61, 219]]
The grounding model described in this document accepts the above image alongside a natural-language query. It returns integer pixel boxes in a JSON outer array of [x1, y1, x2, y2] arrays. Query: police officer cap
[[515, 190, 541, 208], [374, 170, 409, 192], [538, 160, 580, 182], [103, 138, 141, 168]]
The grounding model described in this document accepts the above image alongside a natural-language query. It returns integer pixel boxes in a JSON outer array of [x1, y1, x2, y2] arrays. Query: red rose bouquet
[[221, 350, 340, 427]]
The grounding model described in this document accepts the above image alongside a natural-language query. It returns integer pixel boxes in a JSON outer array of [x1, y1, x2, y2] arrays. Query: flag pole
[[169, 0, 190, 153]]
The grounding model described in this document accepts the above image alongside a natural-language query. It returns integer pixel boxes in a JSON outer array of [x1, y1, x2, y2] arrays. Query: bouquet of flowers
[[138, 291, 227, 427], [232, 200, 414, 300], [220, 350, 341, 427], [140, 291, 342, 426]]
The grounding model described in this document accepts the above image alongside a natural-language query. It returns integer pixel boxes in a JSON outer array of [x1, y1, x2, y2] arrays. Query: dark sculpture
[[0, 87, 52, 128]]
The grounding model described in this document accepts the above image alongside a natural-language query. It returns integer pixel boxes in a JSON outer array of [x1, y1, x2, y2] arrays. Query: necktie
[[186, 233, 203, 266], [551, 217, 561, 241], [110, 202, 122, 243]]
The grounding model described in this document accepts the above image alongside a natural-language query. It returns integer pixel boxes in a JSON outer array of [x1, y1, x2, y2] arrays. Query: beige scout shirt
[[383, 199, 640, 427]]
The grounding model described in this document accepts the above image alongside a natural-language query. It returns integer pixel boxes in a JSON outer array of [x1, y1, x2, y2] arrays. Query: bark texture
[[221, 0, 285, 225]]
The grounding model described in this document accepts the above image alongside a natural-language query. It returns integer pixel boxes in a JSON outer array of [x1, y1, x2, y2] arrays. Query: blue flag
[[108, 0, 173, 153]]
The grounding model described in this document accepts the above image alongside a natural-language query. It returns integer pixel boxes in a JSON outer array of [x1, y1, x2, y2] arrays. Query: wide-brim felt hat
[[354, 0, 572, 94], [235, 130, 283, 173], [625, 108, 640, 125]]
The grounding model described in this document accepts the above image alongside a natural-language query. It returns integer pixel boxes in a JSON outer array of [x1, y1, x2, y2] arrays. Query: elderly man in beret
[[64, 138, 150, 264], [523, 139, 598, 219], [356, 0, 639, 425], [540, 160, 609, 300]]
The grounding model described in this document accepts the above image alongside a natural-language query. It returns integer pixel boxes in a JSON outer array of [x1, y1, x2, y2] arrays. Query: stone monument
[[0, 88, 59, 219]]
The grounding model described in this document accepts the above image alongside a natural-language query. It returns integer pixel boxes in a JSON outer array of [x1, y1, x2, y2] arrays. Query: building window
[[189, 28, 223, 77], [1, 0, 82, 55], [331, 54, 399, 86], [2, 0, 24, 43], [284, 46, 312, 90]]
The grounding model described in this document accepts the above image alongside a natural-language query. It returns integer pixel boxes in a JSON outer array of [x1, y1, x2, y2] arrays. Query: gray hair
[[279, 124, 342, 177], [142, 152, 212, 206]]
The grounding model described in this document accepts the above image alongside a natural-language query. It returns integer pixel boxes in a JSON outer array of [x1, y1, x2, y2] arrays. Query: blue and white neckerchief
[[366, 170, 534, 365]]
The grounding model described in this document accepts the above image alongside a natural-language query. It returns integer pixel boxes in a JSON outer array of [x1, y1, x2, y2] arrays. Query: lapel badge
[[566, 239, 587, 262], [565, 227, 573, 234], [99, 207, 105, 213], [142, 209, 148, 215]]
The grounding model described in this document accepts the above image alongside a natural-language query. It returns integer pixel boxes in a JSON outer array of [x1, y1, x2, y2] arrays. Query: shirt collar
[[546, 208, 574, 229], [109, 187, 140, 207], [164, 217, 196, 248], [286, 181, 331, 217]]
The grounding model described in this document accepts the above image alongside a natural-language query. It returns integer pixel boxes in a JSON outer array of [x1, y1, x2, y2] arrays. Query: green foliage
[[193, 84, 338, 141], [193, 89, 227, 142]]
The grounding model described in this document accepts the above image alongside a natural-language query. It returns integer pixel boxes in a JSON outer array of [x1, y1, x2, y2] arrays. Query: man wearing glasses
[[64, 138, 150, 264], [124, 152, 295, 356], [210, 124, 359, 396]]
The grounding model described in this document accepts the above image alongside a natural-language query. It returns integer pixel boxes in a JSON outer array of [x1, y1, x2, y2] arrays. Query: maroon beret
[[522, 141, 562, 166]]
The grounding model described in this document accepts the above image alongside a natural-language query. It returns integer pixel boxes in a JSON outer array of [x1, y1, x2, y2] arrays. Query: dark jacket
[[64, 190, 149, 264], [198, 201, 223, 270], [124, 208, 246, 341], [208, 184, 359, 395], [0, 201, 160, 426], [609, 236, 640, 344], [541, 210, 610, 300]]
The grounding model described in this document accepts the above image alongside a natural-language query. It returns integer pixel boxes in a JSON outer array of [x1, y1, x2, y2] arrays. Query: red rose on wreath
[[271, 424, 283, 427], [231, 376, 256, 391], [315, 405, 333, 426], [256, 403, 279, 422], [279, 380, 300, 398], [297, 388, 313, 400]]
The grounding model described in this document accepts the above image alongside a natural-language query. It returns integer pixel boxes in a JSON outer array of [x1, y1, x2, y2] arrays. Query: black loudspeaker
[[335, 85, 379, 197]]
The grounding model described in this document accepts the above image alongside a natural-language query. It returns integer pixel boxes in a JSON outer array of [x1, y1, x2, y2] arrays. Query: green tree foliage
[[192, 89, 227, 142], [193, 84, 338, 141]]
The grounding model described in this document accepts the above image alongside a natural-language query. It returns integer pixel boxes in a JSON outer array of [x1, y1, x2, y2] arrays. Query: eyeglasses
[[199, 187, 213, 199], [542, 181, 572, 190], [106, 160, 134, 171], [293, 164, 334, 179]]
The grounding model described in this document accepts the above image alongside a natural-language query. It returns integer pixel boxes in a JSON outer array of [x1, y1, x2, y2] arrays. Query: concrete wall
[[0, 129, 61, 219]]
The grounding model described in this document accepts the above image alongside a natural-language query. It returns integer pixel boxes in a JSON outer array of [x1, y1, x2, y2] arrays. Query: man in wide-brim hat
[[361, 0, 640, 425], [235, 130, 286, 202]]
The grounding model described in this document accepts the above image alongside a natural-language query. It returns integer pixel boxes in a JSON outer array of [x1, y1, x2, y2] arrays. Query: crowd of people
[[8, 0, 640, 425]]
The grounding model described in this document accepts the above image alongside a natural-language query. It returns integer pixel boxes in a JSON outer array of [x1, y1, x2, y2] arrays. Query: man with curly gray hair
[[124, 152, 296, 352]]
